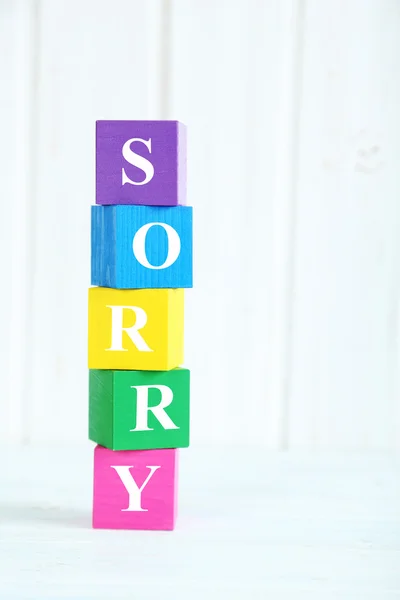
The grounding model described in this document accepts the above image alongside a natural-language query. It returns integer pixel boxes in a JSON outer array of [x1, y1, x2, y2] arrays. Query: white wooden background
[[1, 0, 400, 451]]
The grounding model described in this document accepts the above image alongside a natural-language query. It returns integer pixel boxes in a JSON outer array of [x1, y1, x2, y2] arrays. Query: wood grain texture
[[88, 287, 184, 370], [91, 205, 193, 289], [89, 368, 190, 450], [93, 445, 178, 530], [88, 369, 114, 449], [96, 120, 186, 206]]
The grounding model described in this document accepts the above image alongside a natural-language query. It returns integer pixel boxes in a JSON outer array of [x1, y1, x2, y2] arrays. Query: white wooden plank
[[0, 0, 37, 443], [288, 0, 400, 449], [266, 0, 305, 449], [0, 1, 16, 442], [29, 0, 164, 442], [169, 0, 300, 447]]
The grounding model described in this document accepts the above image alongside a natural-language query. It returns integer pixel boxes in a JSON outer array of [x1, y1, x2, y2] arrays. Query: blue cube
[[91, 205, 193, 289]]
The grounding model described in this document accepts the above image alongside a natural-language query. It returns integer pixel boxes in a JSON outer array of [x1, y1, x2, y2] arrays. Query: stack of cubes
[[88, 121, 192, 531]]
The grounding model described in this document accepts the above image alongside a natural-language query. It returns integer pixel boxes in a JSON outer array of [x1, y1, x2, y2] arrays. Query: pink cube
[[93, 445, 178, 530]]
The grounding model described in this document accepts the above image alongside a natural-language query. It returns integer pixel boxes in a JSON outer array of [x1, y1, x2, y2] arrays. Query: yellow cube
[[88, 287, 184, 370]]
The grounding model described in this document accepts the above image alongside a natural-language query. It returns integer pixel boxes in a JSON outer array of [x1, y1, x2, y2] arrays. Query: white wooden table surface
[[1, 444, 399, 599]]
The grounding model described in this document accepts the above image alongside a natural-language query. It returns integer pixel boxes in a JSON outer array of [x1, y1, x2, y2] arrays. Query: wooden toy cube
[[88, 287, 184, 370], [93, 446, 178, 530], [89, 368, 190, 451], [96, 120, 186, 206], [91, 205, 193, 289]]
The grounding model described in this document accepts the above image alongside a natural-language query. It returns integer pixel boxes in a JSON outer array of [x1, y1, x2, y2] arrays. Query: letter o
[[132, 222, 181, 270]]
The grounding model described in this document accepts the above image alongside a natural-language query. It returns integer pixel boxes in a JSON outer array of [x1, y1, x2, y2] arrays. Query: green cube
[[89, 368, 190, 451]]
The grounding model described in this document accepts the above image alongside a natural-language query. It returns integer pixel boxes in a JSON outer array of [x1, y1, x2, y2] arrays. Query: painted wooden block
[[89, 368, 190, 451], [91, 205, 193, 289], [96, 120, 186, 206], [88, 287, 184, 370], [93, 445, 178, 530]]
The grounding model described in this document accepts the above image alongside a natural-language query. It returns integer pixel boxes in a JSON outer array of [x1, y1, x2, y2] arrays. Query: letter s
[[122, 137, 154, 186]]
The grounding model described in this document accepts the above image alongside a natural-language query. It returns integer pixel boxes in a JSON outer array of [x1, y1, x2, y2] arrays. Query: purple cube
[[96, 120, 186, 206]]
